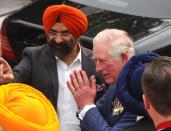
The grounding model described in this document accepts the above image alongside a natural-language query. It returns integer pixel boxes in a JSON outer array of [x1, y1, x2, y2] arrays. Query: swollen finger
[[0, 58, 8, 67], [0, 58, 12, 74], [81, 70, 90, 86], [70, 71, 80, 91], [90, 75, 96, 91], [66, 80, 76, 96], [75, 70, 85, 89]]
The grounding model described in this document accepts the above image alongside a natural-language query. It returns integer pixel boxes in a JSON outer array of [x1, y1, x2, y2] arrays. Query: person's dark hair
[[142, 56, 171, 116]]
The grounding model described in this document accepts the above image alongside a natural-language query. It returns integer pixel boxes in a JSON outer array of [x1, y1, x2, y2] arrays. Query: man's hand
[[0, 58, 14, 84], [67, 70, 96, 109]]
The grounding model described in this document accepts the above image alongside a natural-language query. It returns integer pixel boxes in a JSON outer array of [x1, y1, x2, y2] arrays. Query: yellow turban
[[0, 83, 59, 131], [43, 4, 88, 38]]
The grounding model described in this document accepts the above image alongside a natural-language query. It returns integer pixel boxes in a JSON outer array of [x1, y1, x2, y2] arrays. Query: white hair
[[93, 29, 135, 59]]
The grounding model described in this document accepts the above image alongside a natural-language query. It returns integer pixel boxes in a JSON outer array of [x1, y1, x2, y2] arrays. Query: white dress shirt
[[56, 50, 81, 131]]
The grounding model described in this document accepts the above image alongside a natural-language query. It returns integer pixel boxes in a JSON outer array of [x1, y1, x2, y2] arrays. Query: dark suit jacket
[[123, 116, 155, 131], [80, 85, 137, 131], [13, 45, 100, 110]]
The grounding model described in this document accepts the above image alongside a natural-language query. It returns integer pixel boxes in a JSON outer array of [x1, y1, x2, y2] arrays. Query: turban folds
[[116, 52, 159, 115], [43, 4, 88, 38], [0, 83, 59, 131]]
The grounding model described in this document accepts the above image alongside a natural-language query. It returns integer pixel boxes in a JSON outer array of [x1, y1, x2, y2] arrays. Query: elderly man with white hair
[[67, 28, 159, 131]]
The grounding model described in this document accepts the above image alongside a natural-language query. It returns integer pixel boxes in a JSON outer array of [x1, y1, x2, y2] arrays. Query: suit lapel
[[40, 46, 59, 100], [38, 46, 94, 105], [81, 47, 95, 78]]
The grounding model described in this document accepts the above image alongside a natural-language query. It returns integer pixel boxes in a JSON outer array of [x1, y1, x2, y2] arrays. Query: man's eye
[[99, 59, 105, 62], [48, 31, 56, 35], [92, 58, 97, 63], [93, 58, 106, 64], [61, 32, 69, 36], [94, 59, 98, 63]]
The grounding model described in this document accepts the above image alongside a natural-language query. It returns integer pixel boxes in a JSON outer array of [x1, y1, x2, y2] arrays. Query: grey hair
[[93, 29, 135, 59]]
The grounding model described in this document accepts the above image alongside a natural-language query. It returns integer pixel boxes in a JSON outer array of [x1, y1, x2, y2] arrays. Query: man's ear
[[143, 94, 150, 110], [121, 53, 129, 64]]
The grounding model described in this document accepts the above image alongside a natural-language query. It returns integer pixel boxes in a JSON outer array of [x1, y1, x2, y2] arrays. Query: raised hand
[[67, 70, 96, 109], [0, 57, 14, 84]]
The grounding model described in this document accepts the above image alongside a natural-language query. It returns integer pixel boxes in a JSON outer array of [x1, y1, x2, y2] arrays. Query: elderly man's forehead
[[93, 44, 113, 60]]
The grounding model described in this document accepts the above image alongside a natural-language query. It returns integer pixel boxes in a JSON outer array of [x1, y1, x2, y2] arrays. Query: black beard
[[48, 39, 76, 58]]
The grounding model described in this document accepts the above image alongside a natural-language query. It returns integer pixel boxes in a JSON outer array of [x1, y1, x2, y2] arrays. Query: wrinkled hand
[[0, 58, 14, 84], [67, 70, 96, 109]]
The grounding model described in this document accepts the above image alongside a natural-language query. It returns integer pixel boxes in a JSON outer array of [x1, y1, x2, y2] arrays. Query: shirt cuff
[[78, 104, 96, 120]]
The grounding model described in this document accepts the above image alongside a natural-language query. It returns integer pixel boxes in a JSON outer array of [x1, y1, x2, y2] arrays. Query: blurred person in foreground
[[0, 83, 59, 131], [67, 29, 137, 131], [12, 4, 103, 131], [0, 40, 59, 131], [117, 52, 159, 131], [142, 56, 171, 131]]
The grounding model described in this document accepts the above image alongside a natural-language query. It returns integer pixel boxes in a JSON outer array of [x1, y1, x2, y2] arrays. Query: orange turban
[[0, 83, 59, 131], [43, 4, 88, 38]]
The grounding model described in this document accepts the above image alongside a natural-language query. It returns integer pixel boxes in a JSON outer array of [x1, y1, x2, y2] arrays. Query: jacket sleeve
[[96, 86, 115, 117], [80, 108, 136, 131], [13, 47, 32, 84], [80, 86, 137, 131]]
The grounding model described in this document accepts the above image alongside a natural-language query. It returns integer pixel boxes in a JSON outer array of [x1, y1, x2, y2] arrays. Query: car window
[[0, 0, 33, 16], [4, 0, 171, 44], [70, 0, 171, 19], [65, 1, 171, 42], [8, 0, 171, 43]]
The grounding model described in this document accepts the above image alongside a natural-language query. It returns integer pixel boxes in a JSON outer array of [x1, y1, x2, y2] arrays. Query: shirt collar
[[55, 47, 82, 65], [156, 120, 171, 131]]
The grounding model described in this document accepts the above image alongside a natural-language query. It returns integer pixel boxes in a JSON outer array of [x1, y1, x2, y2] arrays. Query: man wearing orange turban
[[13, 4, 103, 131], [43, 4, 88, 38], [0, 83, 59, 131]]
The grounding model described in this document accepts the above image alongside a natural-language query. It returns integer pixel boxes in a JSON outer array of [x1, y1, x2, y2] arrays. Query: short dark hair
[[142, 56, 171, 116]]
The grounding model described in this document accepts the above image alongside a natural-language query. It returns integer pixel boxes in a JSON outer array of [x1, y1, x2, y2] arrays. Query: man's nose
[[96, 63, 103, 72], [54, 33, 63, 43]]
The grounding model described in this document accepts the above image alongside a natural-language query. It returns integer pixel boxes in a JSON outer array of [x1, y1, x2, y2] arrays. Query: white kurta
[[56, 50, 81, 131]]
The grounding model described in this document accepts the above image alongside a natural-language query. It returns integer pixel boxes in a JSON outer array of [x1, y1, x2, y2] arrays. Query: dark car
[[1, 0, 171, 66], [0, 0, 34, 61]]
